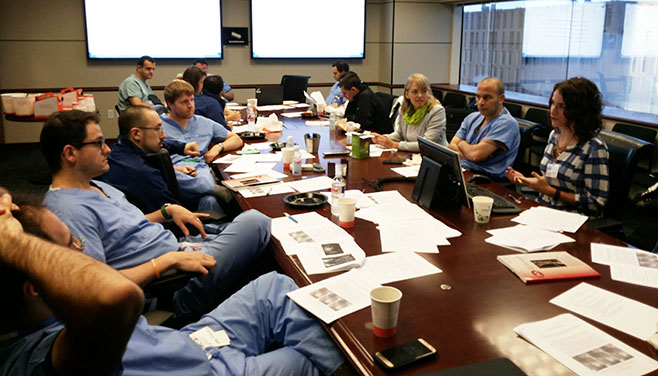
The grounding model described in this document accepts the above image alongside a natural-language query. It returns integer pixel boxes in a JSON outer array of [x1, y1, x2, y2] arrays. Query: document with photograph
[[287, 272, 380, 324], [271, 212, 355, 255], [497, 251, 599, 283], [591, 243, 658, 288], [514, 313, 658, 376], [296, 240, 367, 275], [550, 282, 658, 341]]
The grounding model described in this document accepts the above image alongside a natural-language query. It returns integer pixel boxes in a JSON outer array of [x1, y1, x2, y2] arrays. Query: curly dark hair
[[550, 77, 602, 144]]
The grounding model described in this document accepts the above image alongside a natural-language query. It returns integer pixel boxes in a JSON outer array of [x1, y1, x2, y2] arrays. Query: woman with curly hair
[[505, 77, 609, 216]]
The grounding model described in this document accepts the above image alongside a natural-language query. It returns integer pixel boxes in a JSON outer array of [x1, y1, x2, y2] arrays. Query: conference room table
[[215, 112, 658, 376]]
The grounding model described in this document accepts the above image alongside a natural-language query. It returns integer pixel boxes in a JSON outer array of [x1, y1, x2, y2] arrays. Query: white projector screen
[[251, 0, 365, 59], [522, 2, 605, 58], [84, 0, 223, 59]]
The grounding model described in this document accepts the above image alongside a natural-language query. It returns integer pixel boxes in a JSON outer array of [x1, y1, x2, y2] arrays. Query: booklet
[[220, 173, 280, 192], [497, 251, 600, 283]]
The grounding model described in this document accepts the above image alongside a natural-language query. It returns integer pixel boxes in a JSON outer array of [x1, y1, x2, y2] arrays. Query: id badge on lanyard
[[545, 163, 560, 178]]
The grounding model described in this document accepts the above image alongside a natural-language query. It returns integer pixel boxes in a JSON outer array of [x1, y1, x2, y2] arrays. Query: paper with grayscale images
[[296, 240, 366, 275], [514, 313, 658, 376], [550, 282, 658, 340], [272, 212, 356, 256], [512, 206, 588, 233], [591, 243, 658, 288], [288, 252, 441, 323]]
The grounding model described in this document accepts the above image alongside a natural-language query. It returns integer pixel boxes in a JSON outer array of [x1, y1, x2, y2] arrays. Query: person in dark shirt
[[102, 106, 217, 213], [340, 71, 392, 134]]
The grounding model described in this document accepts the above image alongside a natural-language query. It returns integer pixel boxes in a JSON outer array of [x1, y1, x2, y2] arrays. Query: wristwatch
[[218, 143, 224, 153]]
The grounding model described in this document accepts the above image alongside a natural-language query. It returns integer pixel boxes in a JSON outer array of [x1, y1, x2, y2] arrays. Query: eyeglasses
[[73, 138, 106, 149], [137, 126, 163, 132]]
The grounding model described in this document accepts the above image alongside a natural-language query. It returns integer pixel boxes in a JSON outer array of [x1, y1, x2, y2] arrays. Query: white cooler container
[[13, 94, 36, 116], [2, 92, 24, 114]]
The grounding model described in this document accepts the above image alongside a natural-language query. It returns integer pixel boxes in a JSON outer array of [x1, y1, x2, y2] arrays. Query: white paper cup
[[370, 286, 402, 337], [316, 102, 326, 114], [247, 98, 258, 108], [472, 196, 494, 223], [337, 197, 356, 228], [1, 93, 20, 114], [281, 147, 294, 167]]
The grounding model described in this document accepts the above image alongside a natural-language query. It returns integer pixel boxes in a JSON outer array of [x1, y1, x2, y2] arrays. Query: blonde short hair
[[401, 73, 439, 114], [164, 79, 195, 105]]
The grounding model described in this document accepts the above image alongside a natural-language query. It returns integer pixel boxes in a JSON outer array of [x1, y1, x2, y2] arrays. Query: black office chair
[[375, 92, 400, 132], [524, 108, 550, 168], [145, 148, 228, 230], [442, 92, 467, 109], [503, 102, 523, 118], [114, 104, 121, 116], [587, 130, 654, 239], [445, 107, 476, 141], [431, 89, 444, 103], [280, 75, 310, 103], [612, 122, 656, 184], [513, 118, 537, 175]]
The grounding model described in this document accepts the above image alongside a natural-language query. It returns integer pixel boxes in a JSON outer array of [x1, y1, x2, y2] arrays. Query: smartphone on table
[[374, 338, 437, 371]]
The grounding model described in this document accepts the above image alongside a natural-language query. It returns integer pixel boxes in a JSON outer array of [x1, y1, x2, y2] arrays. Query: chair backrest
[[599, 130, 653, 220], [442, 92, 467, 109], [375, 92, 400, 132], [145, 148, 184, 204], [114, 104, 121, 115], [431, 89, 444, 103], [523, 108, 549, 127], [612, 123, 656, 145], [513, 118, 537, 172], [503, 102, 522, 118], [445, 107, 476, 141], [280, 75, 310, 102]]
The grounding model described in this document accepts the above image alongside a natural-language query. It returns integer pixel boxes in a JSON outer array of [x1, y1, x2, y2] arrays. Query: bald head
[[478, 77, 504, 95]]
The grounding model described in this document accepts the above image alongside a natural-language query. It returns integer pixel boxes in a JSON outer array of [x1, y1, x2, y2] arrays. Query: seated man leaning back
[[448, 77, 519, 179], [1, 192, 348, 376], [40, 110, 271, 319], [161, 80, 243, 211], [102, 106, 221, 214]]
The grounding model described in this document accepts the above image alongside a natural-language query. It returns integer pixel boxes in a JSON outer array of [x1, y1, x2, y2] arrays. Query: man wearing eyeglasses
[[101, 106, 219, 214], [40, 110, 271, 319]]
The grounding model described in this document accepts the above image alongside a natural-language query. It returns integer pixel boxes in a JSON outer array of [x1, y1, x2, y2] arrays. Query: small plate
[[237, 131, 267, 140], [270, 142, 287, 151], [283, 192, 328, 208]]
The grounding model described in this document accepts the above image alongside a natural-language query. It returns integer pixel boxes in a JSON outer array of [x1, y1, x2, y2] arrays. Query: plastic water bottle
[[286, 136, 294, 148], [331, 164, 345, 215], [291, 146, 302, 176], [246, 105, 256, 131], [329, 112, 336, 131]]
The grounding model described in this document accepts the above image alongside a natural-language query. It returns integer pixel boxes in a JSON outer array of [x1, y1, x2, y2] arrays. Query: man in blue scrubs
[[326, 60, 349, 105], [0, 193, 347, 376], [448, 77, 520, 179], [40, 110, 271, 319]]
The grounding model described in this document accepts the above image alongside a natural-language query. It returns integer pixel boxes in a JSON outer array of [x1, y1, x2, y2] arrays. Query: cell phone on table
[[374, 338, 437, 371]]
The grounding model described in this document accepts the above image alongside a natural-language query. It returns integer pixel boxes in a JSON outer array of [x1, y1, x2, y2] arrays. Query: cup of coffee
[[337, 197, 357, 228], [472, 196, 494, 223], [370, 286, 402, 337], [281, 147, 294, 168]]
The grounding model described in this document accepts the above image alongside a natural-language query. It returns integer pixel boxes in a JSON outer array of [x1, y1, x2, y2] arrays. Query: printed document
[[485, 224, 575, 253], [550, 282, 658, 340], [514, 313, 658, 376], [512, 206, 588, 233], [591, 243, 658, 288]]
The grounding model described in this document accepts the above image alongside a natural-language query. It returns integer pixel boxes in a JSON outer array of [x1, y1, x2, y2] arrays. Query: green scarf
[[403, 101, 431, 125]]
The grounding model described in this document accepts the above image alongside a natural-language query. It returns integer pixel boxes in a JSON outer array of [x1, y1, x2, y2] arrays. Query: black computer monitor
[[412, 137, 470, 210]]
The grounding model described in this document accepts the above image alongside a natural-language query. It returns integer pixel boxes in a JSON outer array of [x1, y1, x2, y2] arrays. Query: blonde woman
[[372, 73, 447, 152]]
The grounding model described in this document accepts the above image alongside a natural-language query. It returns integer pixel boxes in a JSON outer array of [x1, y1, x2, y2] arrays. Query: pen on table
[[265, 187, 272, 196], [283, 212, 298, 223], [507, 194, 522, 204]]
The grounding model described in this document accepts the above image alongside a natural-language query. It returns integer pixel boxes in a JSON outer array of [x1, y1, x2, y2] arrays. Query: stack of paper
[[514, 314, 658, 376], [591, 243, 658, 288], [287, 252, 442, 323], [512, 206, 588, 233], [271, 212, 366, 275], [355, 196, 461, 253], [485, 224, 575, 253]]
